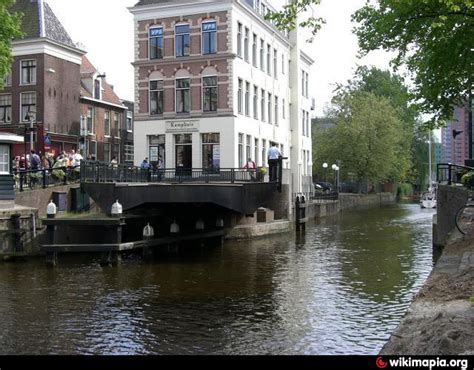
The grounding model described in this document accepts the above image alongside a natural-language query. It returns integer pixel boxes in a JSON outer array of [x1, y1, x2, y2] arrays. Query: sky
[[46, 0, 394, 116]]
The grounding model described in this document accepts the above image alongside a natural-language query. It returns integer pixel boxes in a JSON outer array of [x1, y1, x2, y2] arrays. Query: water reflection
[[0, 204, 434, 355]]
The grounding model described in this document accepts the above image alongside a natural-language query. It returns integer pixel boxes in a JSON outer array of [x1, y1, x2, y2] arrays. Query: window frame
[[175, 23, 190, 57], [0, 94, 12, 124], [175, 78, 191, 114], [20, 59, 36, 86], [202, 75, 218, 112], [149, 27, 164, 60], [150, 80, 164, 116], [202, 21, 217, 55], [20, 92, 36, 123]]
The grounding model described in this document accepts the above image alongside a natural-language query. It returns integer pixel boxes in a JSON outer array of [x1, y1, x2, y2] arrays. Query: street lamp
[[332, 164, 340, 192], [322, 162, 328, 182], [26, 111, 36, 152]]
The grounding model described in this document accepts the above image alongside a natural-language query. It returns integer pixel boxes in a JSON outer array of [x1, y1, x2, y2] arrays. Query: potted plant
[[256, 167, 267, 182]]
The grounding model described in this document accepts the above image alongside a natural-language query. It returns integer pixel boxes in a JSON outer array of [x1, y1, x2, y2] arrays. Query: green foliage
[[264, 0, 324, 41], [314, 91, 406, 187], [353, 0, 474, 128], [461, 171, 474, 189], [397, 183, 413, 197], [0, 0, 22, 89]]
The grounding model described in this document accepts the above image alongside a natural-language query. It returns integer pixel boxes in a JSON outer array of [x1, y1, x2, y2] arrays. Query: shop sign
[[166, 120, 199, 133]]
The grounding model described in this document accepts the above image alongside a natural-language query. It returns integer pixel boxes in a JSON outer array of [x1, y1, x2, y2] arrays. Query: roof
[[80, 55, 124, 108], [11, 0, 76, 49]]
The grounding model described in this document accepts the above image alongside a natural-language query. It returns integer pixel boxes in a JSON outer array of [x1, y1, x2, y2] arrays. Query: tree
[[353, 0, 474, 127], [313, 92, 406, 191], [0, 0, 22, 89]]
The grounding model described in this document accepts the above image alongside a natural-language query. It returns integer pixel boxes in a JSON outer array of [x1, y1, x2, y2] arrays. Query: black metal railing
[[437, 163, 474, 186], [13, 166, 81, 192], [80, 161, 266, 184]]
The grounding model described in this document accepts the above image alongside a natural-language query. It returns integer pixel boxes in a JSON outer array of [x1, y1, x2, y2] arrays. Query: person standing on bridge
[[243, 157, 257, 181], [267, 143, 281, 182]]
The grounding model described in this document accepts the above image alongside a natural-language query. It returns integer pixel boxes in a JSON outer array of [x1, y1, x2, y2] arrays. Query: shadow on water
[[0, 203, 434, 355]]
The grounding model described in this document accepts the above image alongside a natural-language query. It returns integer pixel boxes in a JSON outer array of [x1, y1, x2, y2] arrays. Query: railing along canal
[[437, 163, 474, 186], [13, 166, 80, 192], [80, 161, 265, 184]]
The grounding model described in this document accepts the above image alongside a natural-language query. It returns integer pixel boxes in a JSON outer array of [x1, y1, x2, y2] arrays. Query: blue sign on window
[[150, 28, 163, 37], [44, 134, 51, 145], [202, 22, 216, 32]]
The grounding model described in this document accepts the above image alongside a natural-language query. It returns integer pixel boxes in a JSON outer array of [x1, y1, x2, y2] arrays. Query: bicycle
[[454, 202, 474, 235]]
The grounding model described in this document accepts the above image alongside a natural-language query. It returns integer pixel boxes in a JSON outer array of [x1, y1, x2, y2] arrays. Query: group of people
[[243, 142, 282, 182], [12, 149, 84, 172]]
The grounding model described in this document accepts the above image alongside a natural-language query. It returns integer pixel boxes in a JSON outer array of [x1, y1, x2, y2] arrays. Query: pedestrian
[[243, 157, 257, 181], [140, 157, 151, 170], [111, 156, 118, 168], [267, 143, 281, 182], [157, 156, 164, 181], [30, 150, 41, 170]]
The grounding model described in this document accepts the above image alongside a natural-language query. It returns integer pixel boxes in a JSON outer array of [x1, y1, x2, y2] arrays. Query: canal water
[[0, 203, 434, 355]]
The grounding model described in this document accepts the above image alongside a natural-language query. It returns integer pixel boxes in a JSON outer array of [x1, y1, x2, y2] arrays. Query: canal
[[0, 203, 435, 355]]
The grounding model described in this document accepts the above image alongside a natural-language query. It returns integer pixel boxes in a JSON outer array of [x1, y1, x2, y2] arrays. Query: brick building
[[129, 0, 314, 192], [79, 56, 126, 163], [0, 0, 85, 157]]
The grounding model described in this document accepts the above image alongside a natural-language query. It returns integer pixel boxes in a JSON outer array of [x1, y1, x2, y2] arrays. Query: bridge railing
[[437, 163, 474, 186], [80, 161, 261, 184], [13, 166, 80, 192]]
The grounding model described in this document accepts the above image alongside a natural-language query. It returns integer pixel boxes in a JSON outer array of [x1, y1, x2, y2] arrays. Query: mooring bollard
[[142, 223, 155, 260], [45, 201, 58, 267]]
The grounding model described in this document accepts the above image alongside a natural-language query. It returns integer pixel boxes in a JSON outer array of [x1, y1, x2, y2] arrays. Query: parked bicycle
[[454, 202, 474, 235]]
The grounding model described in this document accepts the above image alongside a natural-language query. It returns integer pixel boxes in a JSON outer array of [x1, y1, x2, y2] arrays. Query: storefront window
[[149, 135, 165, 167], [202, 133, 220, 171], [0, 145, 10, 174]]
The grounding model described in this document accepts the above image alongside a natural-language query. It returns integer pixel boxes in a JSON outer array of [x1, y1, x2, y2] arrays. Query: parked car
[[314, 181, 333, 194]]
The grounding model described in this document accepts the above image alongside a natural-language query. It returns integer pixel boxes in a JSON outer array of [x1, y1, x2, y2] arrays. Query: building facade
[[129, 0, 314, 192], [121, 100, 135, 165], [441, 105, 470, 165], [0, 0, 85, 157], [79, 56, 126, 163]]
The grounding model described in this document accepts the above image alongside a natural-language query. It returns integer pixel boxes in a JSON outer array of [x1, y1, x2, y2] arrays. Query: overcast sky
[[46, 0, 393, 116]]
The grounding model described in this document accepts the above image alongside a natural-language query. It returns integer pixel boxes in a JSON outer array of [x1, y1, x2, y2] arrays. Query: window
[[302, 110, 306, 136], [126, 111, 133, 132], [104, 111, 110, 136], [0, 94, 12, 124], [113, 144, 120, 163], [21, 60, 36, 85], [88, 140, 97, 159], [87, 107, 94, 134], [203, 76, 218, 112], [301, 70, 309, 97], [238, 133, 244, 167], [0, 145, 9, 174], [273, 49, 278, 78], [254, 138, 259, 166], [306, 111, 310, 137], [268, 93, 272, 124], [21, 92, 36, 122], [114, 112, 120, 138], [301, 70, 305, 96], [149, 27, 164, 59], [275, 96, 279, 126], [266, 44, 271, 75], [202, 133, 220, 170], [260, 39, 265, 71], [261, 89, 265, 122], [244, 27, 249, 62], [3, 73, 12, 86], [282, 54, 285, 74], [175, 24, 190, 57], [103, 143, 111, 162], [252, 34, 257, 66], [261, 139, 266, 166], [253, 86, 258, 119], [94, 79, 101, 100], [305, 71, 309, 98], [238, 79, 243, 114], [149, 135, 165, 164], [150, 80, 164, 115], [202, 21, 217, 55], [237, 23, 242, 57], [176, 78, 190, 113], [282, 98, 286, 119], [245, 81, 250, 116], [124, 143, 134, 163], [246, 135, 251, 161]]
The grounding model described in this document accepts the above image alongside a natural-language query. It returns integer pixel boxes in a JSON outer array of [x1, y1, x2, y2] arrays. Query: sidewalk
[[381, 221, 474, 355]]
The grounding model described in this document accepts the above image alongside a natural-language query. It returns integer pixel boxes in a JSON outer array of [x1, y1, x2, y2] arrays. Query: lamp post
[[323, 162, 328, 182], [27, 111, 36, 152], [332, 164, 340, 192]]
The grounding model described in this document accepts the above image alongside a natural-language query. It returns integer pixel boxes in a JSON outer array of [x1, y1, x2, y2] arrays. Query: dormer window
[[94, 79, 101, 100]]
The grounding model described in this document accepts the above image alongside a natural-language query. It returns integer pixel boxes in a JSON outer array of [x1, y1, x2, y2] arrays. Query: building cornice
[[80, 96, 127, 110], [129, 0, 232, 20], [133, 52, 236, 67], [300, 50, 315, 66], [12, 38, 85, 65]]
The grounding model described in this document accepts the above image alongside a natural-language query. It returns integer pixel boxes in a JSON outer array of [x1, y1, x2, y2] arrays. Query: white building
[[129, 0, 314, 192]]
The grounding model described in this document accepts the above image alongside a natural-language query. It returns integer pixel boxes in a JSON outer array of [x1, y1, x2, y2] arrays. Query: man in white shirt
[[72, 150, 83, 167], [267, 143, 281, 182]]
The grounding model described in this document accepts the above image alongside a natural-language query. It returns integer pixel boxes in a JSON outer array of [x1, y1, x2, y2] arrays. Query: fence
[[437, 163, 474, 186], [80, 161, 263, 184], [13, 166, 80, 192]]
